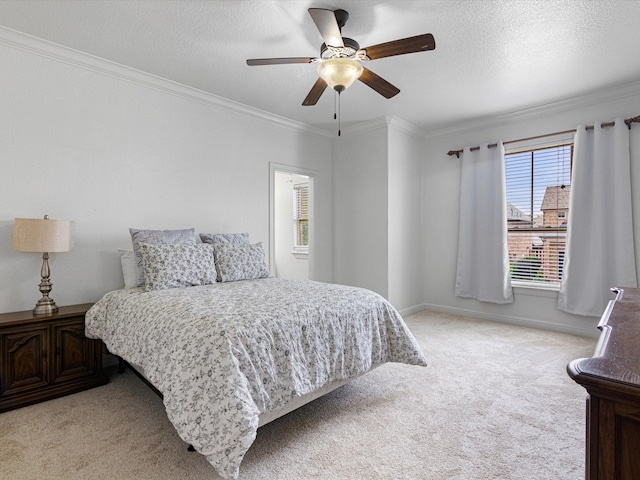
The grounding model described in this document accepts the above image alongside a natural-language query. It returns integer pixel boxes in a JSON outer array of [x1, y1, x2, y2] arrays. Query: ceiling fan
[[246, 8, 436, 107]]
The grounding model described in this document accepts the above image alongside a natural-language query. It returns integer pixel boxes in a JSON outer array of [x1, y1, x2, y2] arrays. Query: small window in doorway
[[293, 183, 309, 254]]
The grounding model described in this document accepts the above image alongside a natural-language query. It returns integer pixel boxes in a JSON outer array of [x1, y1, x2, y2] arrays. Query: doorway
[[270, 164, 317, 280]]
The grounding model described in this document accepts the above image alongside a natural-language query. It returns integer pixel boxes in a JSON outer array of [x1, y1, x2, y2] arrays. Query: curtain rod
[[447, 115, 640, 158]]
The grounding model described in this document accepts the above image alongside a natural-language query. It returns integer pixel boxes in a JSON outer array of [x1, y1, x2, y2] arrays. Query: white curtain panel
[[455, 142, 514, 304], [558, 119, 637, 316]]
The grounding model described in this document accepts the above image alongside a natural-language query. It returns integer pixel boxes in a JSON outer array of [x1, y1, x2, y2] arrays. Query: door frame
[[269, 162, 318, 279]]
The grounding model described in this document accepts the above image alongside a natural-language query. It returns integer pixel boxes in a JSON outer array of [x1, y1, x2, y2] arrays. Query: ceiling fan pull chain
[[338, 91, 342, 136], [334, 90, 337, 120]]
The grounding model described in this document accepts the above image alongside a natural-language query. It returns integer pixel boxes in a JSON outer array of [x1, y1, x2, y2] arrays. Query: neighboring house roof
[[541, 185, 571, 211], [507, 202, 528, 221]]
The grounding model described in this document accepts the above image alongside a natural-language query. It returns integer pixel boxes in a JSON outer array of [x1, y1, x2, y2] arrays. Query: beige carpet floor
[[0, 310, 596, 480]]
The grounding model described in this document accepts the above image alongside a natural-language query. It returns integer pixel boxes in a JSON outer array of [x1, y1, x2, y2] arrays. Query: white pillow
[[212, 242, 270, 283], [139, 243, 216, 291], [119, 249, 138, 288]]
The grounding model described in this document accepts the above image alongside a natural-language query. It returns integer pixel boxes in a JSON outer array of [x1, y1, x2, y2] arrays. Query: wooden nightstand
[[0, 303, 108, 413]]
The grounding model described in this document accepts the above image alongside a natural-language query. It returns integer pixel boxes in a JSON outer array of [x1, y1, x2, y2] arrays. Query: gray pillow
[[199, 232, 250, 245], [212, 242, 270, 282], [129, 227, 196, 286], [139, 243, 216, 291]]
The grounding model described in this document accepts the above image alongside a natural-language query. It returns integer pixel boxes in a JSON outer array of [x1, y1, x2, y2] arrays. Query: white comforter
[[85, 278, 427, 479]]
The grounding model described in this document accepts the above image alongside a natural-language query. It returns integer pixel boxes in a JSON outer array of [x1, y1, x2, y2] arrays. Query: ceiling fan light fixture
[[317, 58, 363, 92]]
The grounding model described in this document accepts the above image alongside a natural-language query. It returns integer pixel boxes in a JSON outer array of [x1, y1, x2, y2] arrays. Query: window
[[505, 144, 572, 287], [293, 183, 309, 254]]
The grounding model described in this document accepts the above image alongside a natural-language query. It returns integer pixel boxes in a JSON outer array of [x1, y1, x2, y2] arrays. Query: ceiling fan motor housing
[[333, 9, 349, 29], [320, 37, 360, 59]]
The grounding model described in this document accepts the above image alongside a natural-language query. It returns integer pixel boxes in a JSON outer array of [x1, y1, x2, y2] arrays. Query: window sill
[[292, 251, 308, 259], [512, 281, 560, 298]]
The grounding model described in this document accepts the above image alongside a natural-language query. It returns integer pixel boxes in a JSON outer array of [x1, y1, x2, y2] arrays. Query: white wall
[[332, 117, 425, 316], [0, 30, 332, 313], [274, 172, 309, 280], [333, 121, 389, 299], [422, 85, 640, 336], [388, 119, 424, 315]]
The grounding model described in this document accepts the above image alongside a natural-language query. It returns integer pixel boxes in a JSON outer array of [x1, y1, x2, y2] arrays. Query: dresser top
[[568, 287, 640, 395]]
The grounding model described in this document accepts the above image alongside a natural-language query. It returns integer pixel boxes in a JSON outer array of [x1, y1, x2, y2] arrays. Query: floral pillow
[[130, 227, 196, 286], [213, 242, 270, 283], [139, 243, 216, 291], [200, 233, 250, 280]]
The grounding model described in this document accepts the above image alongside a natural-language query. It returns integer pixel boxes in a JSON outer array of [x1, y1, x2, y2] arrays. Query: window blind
[[293, 184, 309, 251], [505, 144, 572, 286]]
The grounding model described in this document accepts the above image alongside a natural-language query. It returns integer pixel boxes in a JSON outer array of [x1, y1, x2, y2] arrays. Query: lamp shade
[[317, 58, 364, 91], [13, 217, 75, 253]]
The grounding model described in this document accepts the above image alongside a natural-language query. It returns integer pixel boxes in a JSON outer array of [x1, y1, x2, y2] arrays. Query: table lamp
[[13, 215, 75, 315]]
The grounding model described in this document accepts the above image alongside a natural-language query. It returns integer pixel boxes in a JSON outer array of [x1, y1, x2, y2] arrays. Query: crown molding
[[388, 116, 426, 139], [0, 26, 332, 140], [338, 115, 425, 138], [424, 79, 640, 140], [338, 116, 390, 137]]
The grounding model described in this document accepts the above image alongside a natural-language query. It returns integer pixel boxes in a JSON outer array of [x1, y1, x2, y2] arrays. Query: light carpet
[[0, 310, 596, 480]]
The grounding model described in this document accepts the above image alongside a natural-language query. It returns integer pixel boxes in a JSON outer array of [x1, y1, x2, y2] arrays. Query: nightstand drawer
[[1, 325, 49, 397]]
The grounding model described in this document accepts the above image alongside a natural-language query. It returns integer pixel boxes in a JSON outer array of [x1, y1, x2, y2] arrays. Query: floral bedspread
[[85, 278, 427, 479]]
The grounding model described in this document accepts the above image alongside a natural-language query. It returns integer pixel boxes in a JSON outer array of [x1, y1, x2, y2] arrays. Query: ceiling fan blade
[[360, 33, 436, 60], [358, 68, 400, 99], [302, 77, 328, 106], [308, 8, 344, 48], [246, 57, 315, 66]]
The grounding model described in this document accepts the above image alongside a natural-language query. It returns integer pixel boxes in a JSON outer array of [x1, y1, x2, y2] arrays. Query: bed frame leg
[[187, 445, 195, 452], [117, 356, 126, 374]]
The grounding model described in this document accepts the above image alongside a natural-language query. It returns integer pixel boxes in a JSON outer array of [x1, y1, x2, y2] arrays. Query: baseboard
[[398, 304, 428, 317], [409, 303, 599, 338]]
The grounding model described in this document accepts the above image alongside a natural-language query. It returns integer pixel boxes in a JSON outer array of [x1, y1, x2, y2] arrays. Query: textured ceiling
[[1, 0, 640, 133]]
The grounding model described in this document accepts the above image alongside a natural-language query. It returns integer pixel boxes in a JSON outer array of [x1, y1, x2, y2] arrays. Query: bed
[[85, 232, 427, 479]]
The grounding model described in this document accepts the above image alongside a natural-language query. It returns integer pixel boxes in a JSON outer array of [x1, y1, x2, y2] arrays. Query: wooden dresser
[[0, 303, 108, 413], [568, 287, 640, 480]]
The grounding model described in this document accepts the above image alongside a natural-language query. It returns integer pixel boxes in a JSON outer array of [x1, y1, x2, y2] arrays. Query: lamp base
[[33, 297, 59, 316], [33, 260, 58, 315]]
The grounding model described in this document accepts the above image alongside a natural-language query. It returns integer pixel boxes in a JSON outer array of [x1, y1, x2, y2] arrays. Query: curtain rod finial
[[625, 116, 640, 129]]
